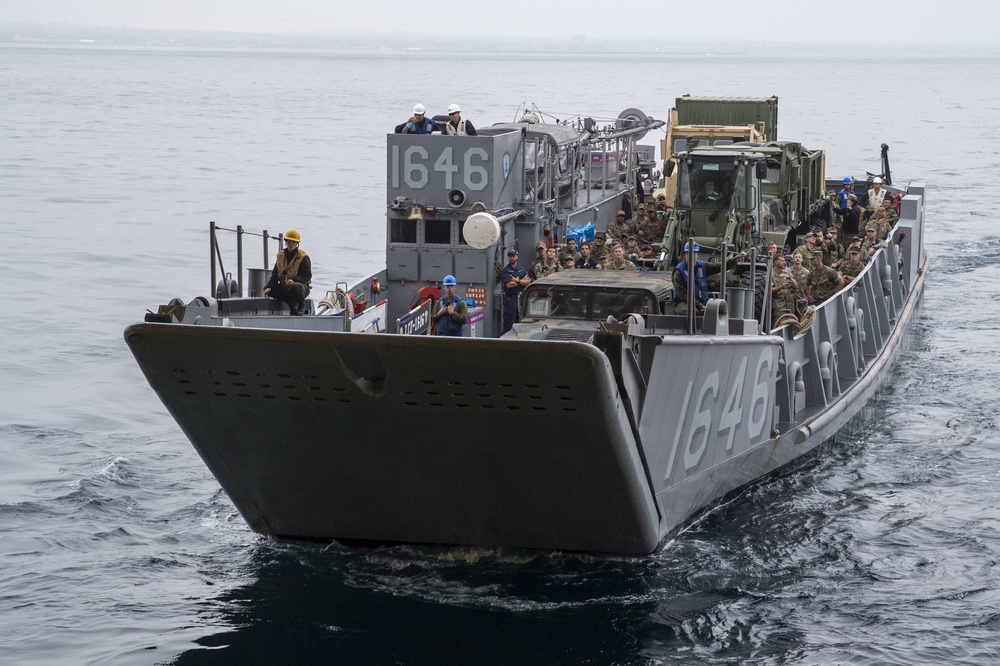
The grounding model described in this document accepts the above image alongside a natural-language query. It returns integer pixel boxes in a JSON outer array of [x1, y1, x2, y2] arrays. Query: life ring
[[409, 286, 441, 311]]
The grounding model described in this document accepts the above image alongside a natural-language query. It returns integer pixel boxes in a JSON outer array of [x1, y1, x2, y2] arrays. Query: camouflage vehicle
[[660, 139, 827, 268], [514, 270, 674, 341]]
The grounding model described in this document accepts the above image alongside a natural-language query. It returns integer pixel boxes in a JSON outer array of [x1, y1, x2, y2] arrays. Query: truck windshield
[[524, 287, 659, 320], [680, 160, 741, 210]]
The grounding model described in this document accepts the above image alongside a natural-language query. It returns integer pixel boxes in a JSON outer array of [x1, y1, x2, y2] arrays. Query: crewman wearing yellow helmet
[[264, 229, 312, 315]]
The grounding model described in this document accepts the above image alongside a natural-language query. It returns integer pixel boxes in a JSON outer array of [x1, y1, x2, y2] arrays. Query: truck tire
[[740, 270, 768, 321]]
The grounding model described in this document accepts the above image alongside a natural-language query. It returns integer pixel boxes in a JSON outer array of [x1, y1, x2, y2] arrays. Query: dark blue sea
[[2, 45, 999, 664]]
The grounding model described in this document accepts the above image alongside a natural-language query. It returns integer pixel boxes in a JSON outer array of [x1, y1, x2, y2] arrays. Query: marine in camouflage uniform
[[839, 248, 866, 282], [558, 238, 580, 264], [528, 242, 547, 279], [606, 210, 633, 245], [823, 232, 847, 268], [633, 213, 663, 249], [788, 252, 811, 304], [860, 227, 882, 261], [770, 254, 798, 323], [867, 211, 892, 242], [532, 247, 562, 280], [793, 232, 819, 261], [806, 253, 843, 304], [881, 197, 899, 225], [590, 232, 611, 262], [607, 244, 637, 271]]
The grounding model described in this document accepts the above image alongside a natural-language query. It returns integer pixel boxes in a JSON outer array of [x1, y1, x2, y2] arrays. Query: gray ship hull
[[126, 222, 925, 553], [125, 102, 929, 553]]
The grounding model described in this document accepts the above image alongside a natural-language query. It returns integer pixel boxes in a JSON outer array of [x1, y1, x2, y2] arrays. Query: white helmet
[[447, 103, 461, 114], [412, 103, 425, 115], [872, 176, 882, 184]]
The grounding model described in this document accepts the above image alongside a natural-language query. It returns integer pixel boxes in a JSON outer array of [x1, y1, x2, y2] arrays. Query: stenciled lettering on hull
[[657, 346, 777, 486]]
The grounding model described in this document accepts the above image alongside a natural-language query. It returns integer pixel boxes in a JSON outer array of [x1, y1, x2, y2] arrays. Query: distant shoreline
[[2, 23, 997, 57]]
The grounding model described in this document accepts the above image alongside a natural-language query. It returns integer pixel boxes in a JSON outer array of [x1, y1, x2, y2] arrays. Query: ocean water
[[2, 45, 999, 664]]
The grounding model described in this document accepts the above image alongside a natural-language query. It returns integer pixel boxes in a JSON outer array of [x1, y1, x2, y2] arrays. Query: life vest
[[435, 295, 466, 336], [276, 249, 311, 286], [673, 260, 708, 304], [445, 119, 468, 136]]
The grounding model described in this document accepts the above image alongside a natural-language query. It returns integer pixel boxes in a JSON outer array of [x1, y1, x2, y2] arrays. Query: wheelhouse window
[[424, 218, 452, 245], [390, 218, 417, 244]]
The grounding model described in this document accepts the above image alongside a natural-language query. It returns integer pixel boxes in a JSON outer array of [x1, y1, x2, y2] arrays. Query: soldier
[[650, 194, 673, 235], [806, 252, 844, 304], [860, 226, 882, 261], [624, 236, 640, 262], [529, 241, 547, 278], [794, 231, 819, 260], [590, 231, 611, 262], [607, 244, 637, 271], [770, 253, 798, 325], [840, 247, 866, 283], [788, 251, 811, 304], [868, 208, 892, 242], [559, 236, 580, 264], [629, 205, 649, 234], [881, 196, 899, 225], [532, 246, 561, 279], [606, 210, 632, 245], [825, 189, 844, 240], [633, 207, 663, 249], [823, 229, 847, 268]]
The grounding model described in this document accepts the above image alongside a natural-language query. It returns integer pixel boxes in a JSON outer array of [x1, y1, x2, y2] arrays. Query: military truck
[[660, 138, 826, 264], [657, 96, 778, 203]]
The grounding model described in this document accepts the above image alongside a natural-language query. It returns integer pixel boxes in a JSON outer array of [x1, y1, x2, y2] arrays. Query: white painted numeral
[[403, 146, 429, 188], [464, 148, 489, 191], [434, 147, 457, 189], [684, 372, 719, 471], [749, 349, 772, 439], [719, 357, 747, 452]]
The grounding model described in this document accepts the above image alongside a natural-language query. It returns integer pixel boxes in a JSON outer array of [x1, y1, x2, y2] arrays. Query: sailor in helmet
[[443, 104, 477, 136], [867, 176, 887, 211], [264, 229, 312, 315], [433, 275, 469, 336], [837, 176, 854, 209], [672, 241, 745, 316], [395, 103, 435, 134]]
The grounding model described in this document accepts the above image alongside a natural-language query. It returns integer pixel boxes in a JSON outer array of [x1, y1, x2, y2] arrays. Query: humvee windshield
[[524, 286, 659, 320]]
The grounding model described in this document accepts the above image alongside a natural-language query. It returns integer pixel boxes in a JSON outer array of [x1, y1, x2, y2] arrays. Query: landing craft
[[126, 99, 927, 553]]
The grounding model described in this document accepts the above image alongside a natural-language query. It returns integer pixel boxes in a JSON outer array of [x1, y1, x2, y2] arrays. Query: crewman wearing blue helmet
[[672, 241, 746, 315], [838, 176, 854, 209], [433, 274, 468, 336]]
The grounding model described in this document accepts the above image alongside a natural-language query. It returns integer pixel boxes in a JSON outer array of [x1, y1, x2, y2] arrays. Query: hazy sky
[[4, 0, 995, 45]]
